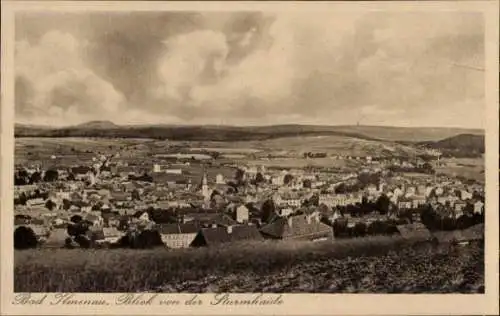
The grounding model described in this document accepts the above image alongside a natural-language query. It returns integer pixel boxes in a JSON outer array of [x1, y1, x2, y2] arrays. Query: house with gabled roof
[[29, 225, 49, 242], [157, 223, 199, 248], [260, 214, 333, 241], [190, 224, 263, 247]]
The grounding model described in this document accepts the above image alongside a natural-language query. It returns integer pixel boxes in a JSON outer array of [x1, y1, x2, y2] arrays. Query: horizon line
[[14, 120, 486, 131]]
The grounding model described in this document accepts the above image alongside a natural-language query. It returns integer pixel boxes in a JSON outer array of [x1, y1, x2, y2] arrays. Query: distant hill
[[418, 134, 485, 157], [73, 120, 118, 129], [328, 126, 484, 142], [14, 122, 484, 143]]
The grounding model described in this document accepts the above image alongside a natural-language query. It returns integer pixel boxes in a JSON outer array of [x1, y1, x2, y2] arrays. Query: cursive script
[[211, 293, 284, 306]]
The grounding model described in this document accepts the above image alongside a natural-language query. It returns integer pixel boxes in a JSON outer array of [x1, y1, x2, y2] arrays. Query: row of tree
[[14, 222, 166, 250], [15, 169, 60, 185], [420, 205, 484, 231]]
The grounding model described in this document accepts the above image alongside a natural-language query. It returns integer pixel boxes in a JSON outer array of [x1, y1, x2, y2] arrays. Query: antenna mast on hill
[[357, 113, 365, 126]]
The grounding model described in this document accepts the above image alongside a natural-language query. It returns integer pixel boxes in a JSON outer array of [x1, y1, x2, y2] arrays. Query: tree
[[62, 199, 71, 211], [421, 162, 435, 174], [335, 183, 347, 194], [375, 194, 391, 215], [123, 230, 164, 249], [15, 169, 30, 185], [70, 215, 83, 224], [30, 171, 42, 184], [261, 199, 276, 223], [15, 192, 28, 206], [420, 205, 438, 230], [284, 174, 294, 185], [255, 172, 265, 184], [333, 218, 349, 238], [456, 214, 474, 230], [352, 222, 367, 237], [210, 151, 220, 160], [43, 169, 59, 182], [67, 221, 91, 237], [64, 237, 75, 249], [45, 199, 56, 211], [74, 234, 91, 248], [235, 168, 245, 184], [131, 189, 141, 201], [307, 194, 319, 207], [14, 226, 38, 249], [303, 179, 312, 189], [14, 173, 28, 185]]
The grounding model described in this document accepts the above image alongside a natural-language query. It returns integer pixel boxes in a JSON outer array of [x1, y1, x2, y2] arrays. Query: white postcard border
[[1, 1, 499, 315]]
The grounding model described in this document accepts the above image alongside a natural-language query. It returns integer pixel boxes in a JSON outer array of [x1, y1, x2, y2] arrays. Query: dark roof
[[198, 225, 263, 246], [133, 210, 147, 218], [230, 225, 264, 242], [71, 166, 92, 174], [260, 214, 332, 239], [14, 218, 30, 225], [152, 173, 185, 183], [186, 212, 237, 226], [157, 223, 200, 235]]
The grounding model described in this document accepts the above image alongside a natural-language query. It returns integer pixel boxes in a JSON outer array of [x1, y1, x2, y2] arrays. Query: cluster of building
[[13, 147, 484, 249]]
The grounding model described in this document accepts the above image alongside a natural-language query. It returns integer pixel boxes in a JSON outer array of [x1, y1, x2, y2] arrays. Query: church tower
[[201, 172, 211, 208], [202, 173, 209, 199]]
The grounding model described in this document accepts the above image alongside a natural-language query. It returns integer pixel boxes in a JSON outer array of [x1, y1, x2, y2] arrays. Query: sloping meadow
[[14, 236, 483, 293]]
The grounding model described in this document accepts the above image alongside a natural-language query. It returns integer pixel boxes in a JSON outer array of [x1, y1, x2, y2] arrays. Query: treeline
[[14, 169, 60, 185], [419, 134, 484, 158], [14, 221, 165, 250], [388, 163, 435, 174], [303, 152, 327, 158], [419, 206, 484, 231], [15, 125, 380, 142], [332, 219, 402, 239]]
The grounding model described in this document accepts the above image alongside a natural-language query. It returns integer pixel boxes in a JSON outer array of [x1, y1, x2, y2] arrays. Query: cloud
[[15, 30, 125, 126], [155, 30, 230, 101], [152, 12, 363, 121], [14, 11, 485, 128]]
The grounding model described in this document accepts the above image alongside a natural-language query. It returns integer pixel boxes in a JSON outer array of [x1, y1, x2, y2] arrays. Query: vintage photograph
[[12, 9, 486, 294]]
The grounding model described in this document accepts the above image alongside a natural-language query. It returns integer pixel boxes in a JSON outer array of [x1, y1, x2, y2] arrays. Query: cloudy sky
[[15, 11, 484, 128]]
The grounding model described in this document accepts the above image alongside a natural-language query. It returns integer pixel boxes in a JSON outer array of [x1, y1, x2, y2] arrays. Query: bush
[[14, 226, 38, 250]]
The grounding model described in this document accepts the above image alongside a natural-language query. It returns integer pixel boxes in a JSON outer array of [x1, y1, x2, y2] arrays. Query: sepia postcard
[[1, 1, 499, 315]]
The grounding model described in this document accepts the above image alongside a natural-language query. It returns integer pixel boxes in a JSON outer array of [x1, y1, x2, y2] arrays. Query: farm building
[[260, 214, 333, 241], [87, 227, 123, 244], [157, 223, 199, 248], [190, 224, 263, 247], [235, 205, 250, 223], [183, 212, 238, 228], [29, 225, 50, 241]]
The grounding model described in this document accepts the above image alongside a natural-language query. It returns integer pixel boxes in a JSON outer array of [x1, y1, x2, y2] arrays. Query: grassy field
[[15, 135, 424, 170], [14, 236, 483, 293], [436, 157, 485, 183]]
